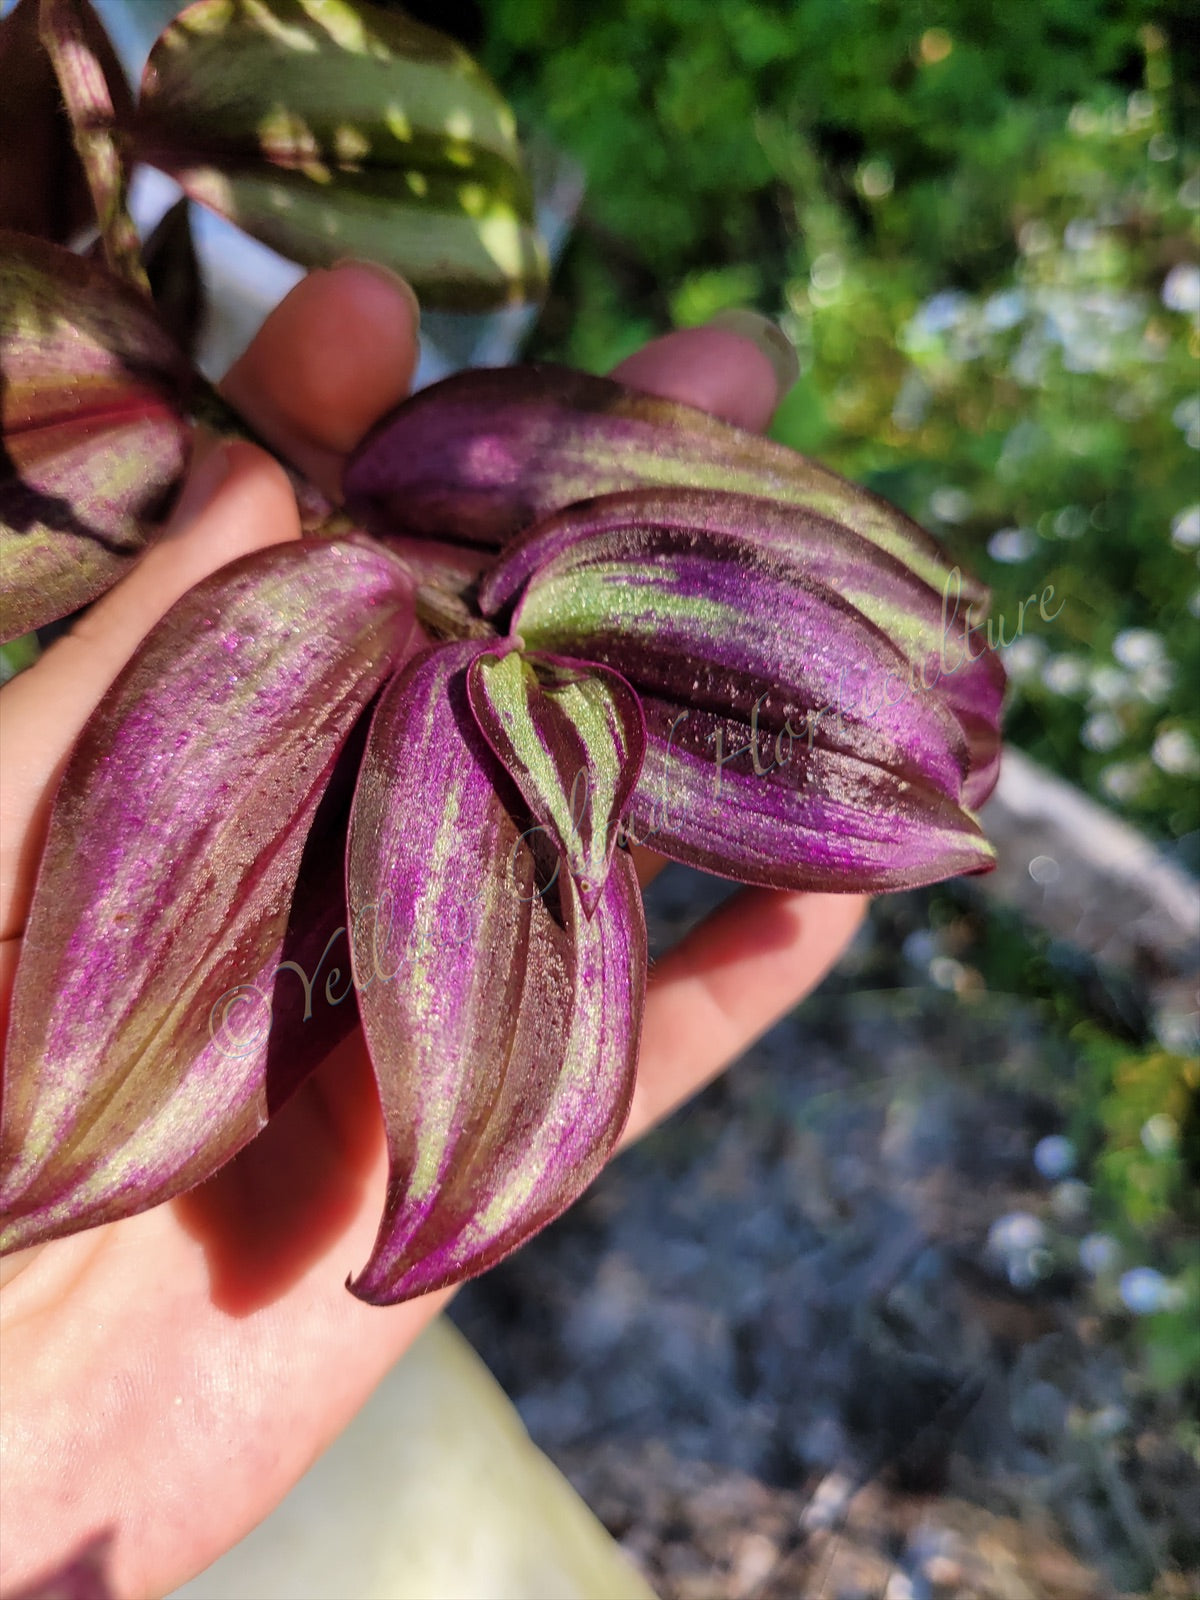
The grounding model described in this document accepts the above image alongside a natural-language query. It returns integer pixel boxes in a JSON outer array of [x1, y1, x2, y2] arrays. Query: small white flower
[[1170, 505, 1200, 550], [1082, 711, 1123, 752], [988, 1212, 1046, 1256], [1173, 395, 1200, 449], [930, 486, 971, 524], [1042, 655, 1089, 696], [1065, 218, 1098, 252], [1088, 664, 1133, 706], [1034, 1135, 1076, 1180], [858, 158, 893, 199], [987, 527, 1035, 563], [1162, 262, 1200, 315], [1119, 1266, 1170, 1315], [1100, 761, 1147, 802], [1152, 727, 1200, 776], [1134, 660, 1175, 704], [929, 955, 968, 992], [809, 252, 845, 293], [915, 289, 971, 335], [1113, 628, 1164, 669], [1052, 1180, 1090, 1223], [1002, 635, 1047, 681], [983, 289, 1026, 331], [1141, 1114, 1177, 1156], [1080, 1233, 1119, 1275], [1019, 220, 1054, 255]]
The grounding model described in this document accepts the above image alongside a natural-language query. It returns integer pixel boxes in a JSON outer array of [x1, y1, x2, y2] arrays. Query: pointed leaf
[[344, 364, 983, 602], [0, 232, 190, 642], [623, 699, 992, 890], [480, 490, 996, 891], [142, 197, 205, 359], [483, 484, 1006, 813], [0, 540, 415, 1255], [133, 0, 547, 311], [39, 0, 145, 287], [347, 641, 645, 1304], [466, 649, 646, 916]]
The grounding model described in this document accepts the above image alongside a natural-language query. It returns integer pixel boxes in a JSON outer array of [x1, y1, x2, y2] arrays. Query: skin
[[0, 265, 866, 1598]]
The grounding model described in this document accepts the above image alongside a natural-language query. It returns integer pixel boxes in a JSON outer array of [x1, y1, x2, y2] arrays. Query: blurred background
[[427, 4, 1199, 1596], [85, 2, 1198, 1595]]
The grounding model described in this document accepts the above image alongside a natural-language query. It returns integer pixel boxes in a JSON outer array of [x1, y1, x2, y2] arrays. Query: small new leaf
[[467, 649, 646, 917]]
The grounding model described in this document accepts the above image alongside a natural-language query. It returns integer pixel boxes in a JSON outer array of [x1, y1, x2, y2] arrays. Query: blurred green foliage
[[453, 0, 1200, 1405], [473, 2, 1199, 850]]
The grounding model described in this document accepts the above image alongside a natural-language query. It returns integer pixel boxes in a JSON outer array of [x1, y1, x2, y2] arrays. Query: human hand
[[0, 265, 866, 1598]]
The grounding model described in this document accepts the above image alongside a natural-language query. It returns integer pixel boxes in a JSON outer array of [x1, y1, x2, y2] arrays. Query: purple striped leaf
[[623, 697, 993, 890], [0, 232, 190, 642], [0, 540, 415, 1255], [343, 364, 984, 602], [466, 648, 645, 917], [482, 485, 1004, 813], [347, 641, 645, 1305], [479, 490, 996, 891]]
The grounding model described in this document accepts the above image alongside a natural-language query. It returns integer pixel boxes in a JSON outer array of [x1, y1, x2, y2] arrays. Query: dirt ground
[[452, 864, 1200, 1600]]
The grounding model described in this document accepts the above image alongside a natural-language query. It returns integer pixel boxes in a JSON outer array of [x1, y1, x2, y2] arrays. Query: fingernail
[[331, 257, 421, 330], [706, 309, 799, 396], [162, 437, 233, 537]]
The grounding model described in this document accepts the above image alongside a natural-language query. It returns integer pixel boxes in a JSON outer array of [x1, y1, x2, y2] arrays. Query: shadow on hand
[[173, 1033, 385, 1317]]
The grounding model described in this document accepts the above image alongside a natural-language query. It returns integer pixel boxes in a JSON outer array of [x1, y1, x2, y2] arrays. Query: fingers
[[612, 318, 792, 432], [625, 888, 867, 1145], [221, 262, 421, 497], [0, 441, 300, 941]]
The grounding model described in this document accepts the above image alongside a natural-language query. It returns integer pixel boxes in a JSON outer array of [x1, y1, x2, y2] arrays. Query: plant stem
[[414, 585, 497, 641]]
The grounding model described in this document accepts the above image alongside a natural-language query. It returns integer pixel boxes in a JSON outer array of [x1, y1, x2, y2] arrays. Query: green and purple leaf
[[0, 0, 129, 245], [0, 540, 415, 1255], [0, 233, 190, 642], [343, 365, 983, 601], [484, 485, 1005, 811], [38, 0, 146, 287], [480, 490, 997, 891], [347, 641, 645, 1305], [133, 0, 547, 311], [466, 648, 646, 916]]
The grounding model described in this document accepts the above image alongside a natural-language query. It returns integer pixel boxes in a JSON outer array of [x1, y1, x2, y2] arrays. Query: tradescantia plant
[[0, 0, 1004, 1303]]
